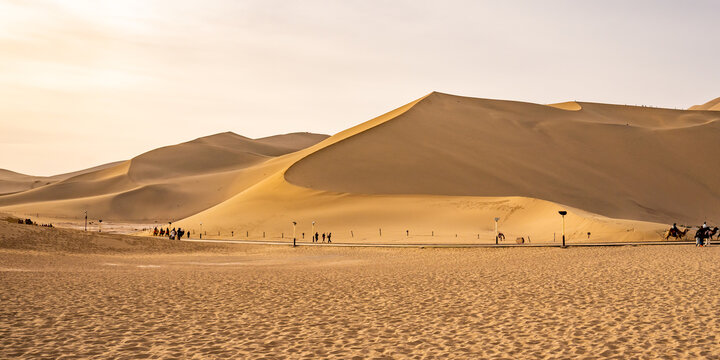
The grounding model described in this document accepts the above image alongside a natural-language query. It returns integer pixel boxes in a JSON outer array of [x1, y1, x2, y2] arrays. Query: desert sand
[[1, 92, 719, 245], [2, 220, 719, 358]]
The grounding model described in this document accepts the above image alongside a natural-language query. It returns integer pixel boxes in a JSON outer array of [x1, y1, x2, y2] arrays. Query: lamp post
[[84, 211, 87, 232], [292, 221, 297, 247], [312, 221, 316, 242], [558, 211, 567, 247], [494, 217, 500, 245], [98, 219, 103, 233], [199, 222, 203, 239]]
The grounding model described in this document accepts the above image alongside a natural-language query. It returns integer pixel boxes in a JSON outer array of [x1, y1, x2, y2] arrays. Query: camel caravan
[[665, 222, 719, 246]]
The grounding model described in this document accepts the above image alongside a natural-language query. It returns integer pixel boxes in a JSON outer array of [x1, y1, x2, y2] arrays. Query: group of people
[[153, 226, 189, 240], [694, 222, 718, 247], [669, 222, 719, 247], [16, 218, 53, 227], [311, 231, 332, 243]]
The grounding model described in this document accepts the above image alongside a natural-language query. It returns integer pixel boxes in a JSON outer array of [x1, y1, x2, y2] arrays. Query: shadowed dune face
[[285, 92, 720, 224], [254, 133, 332, 151], [127, 132, 331, 182]]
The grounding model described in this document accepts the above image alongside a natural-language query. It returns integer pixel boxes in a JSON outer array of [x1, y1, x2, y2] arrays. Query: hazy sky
[[1, 0, 718, 175]]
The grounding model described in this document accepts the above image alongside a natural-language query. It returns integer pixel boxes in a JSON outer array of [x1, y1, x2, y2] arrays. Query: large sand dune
[[285, 92, 720, 225], [0, 132, 327, 222], [2, 93, 718, 242], [171, 93, 720, 243]]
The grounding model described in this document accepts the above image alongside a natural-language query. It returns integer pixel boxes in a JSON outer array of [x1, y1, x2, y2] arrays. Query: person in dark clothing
[[315, 232, 319, 243], [327, 232, 332, 243], [322, 233, 326, 243]]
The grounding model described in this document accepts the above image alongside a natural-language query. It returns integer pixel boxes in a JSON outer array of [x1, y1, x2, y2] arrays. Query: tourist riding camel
[[665, 223, 689, 241]]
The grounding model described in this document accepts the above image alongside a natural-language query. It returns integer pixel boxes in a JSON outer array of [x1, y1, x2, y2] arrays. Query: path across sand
[[181, 237, 698, 248]]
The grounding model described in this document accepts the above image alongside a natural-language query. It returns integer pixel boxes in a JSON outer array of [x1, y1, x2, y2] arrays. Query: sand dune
[[689, 96, 720, 111], [0, 162, 122, 195], [0, 132, 327, 222], [285, 92, 720, 225], [2, 92, 719, 242]]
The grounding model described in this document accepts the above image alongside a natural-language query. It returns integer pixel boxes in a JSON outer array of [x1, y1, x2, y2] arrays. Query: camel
[[694, 227, 719, 246], [665, 227, 689, 241]]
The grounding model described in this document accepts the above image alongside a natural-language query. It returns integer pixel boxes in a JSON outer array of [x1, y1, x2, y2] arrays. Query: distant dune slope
[[689, 96, 720, 111], [254, 133, 332, 152], [285, 92, 720, 224], [0, 162, 123, 195], [0, 132, 328, 221]]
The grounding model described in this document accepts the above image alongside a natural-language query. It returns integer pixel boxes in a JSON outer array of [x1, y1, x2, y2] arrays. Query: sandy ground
[[1, 221, 719, 358]]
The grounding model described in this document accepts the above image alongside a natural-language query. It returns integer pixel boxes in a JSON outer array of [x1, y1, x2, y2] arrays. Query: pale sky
[[1, 0, 718, 176]]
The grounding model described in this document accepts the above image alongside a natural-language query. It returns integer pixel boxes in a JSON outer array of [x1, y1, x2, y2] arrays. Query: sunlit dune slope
[[285, 92, 720, 225], [547, 101, 582, 111], [0, 132, 328, 221], [689, 96, 720, 111], [177, 171, 666, 243]]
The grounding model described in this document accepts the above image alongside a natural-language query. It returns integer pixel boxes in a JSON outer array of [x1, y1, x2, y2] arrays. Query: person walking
[[322, 233, 326, 243], [315, 232, 319, 243], [327, 232, 332, 243]]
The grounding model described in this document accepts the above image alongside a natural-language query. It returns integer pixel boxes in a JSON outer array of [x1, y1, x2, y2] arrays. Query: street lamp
[[98, 219, 103, 233], [199, 222, 203, 239], [312, 221, 316, 242], [84, 211, 87, 232], [292, 221, 297, 247], [558, 211, 567, 247], [494, 217, 500, 245]]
